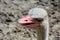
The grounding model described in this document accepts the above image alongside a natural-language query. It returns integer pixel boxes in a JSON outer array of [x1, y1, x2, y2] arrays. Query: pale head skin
[[28, 8, 48, 18], [28, 8, 49, 40]]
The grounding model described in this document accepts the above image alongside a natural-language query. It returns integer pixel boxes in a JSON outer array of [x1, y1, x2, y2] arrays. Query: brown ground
[[0, 0, 60, 40]]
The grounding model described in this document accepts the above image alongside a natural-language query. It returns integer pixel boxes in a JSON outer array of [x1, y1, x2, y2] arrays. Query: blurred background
[[0, 0, 60, 40]]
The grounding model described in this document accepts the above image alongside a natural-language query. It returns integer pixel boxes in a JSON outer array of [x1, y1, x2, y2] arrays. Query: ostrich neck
[[43, 16, 49, 40], [36, 16, 49, 40], [36, 25, 45, 40]]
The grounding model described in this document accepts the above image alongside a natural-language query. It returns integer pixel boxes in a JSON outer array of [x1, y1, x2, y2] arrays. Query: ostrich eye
[[32, 18, 43, 22]]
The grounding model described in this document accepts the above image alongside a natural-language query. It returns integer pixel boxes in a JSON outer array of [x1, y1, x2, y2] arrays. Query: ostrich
[[18, 8, 49, 40]]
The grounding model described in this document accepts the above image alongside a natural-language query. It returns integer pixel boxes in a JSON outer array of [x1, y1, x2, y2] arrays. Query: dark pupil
[[33, 18, 43, 22]]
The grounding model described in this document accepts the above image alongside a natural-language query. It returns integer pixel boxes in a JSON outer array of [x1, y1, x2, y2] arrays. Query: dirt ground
[[0, 0, 60, 40]]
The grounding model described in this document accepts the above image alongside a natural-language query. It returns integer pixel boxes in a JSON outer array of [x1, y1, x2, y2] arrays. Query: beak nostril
[[25, 20, 28, 21]]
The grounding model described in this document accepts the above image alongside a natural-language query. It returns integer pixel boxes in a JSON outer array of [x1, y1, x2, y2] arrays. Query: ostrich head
[[18, 8, 49, 40], [18, 8, 48, 27]]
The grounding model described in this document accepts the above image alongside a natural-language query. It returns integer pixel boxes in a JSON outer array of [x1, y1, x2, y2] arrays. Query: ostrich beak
[[18, 15, 40, 27]]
